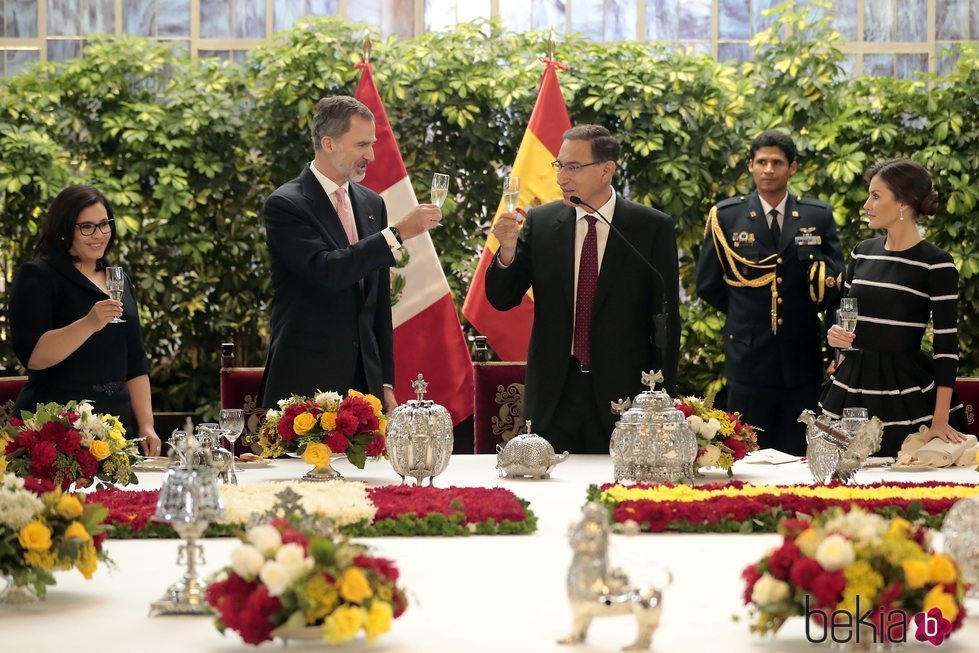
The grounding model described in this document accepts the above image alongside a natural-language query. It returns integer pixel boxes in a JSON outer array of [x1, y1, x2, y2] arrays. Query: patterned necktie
[[335, 186, 358, 244], [768, 208, 781, 249], [573, 215, 599, 367]]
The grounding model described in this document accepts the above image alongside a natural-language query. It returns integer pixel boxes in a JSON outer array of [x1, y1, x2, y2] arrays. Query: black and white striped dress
[[819, 236, 967, 456]]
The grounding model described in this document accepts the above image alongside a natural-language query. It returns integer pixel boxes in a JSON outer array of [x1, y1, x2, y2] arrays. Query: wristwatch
[[389, 226, 404, 245]]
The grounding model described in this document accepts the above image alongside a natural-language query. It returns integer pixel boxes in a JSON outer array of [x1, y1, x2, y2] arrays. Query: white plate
[[889, 464, 936, 472], [135, 456, 273, 471]]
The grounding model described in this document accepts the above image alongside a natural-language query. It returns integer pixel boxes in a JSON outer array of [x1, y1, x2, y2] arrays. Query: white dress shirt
[[570, 189, 617, 353], [309, 161, 401, 252], [759, 192, 788, 231]]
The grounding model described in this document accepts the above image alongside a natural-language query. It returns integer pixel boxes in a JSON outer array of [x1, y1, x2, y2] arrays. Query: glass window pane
[[864, 0, 894, 42], [457, 0, 490, 22], [500, 0, 533, 31], [123, 0, 154, 35], [936, 46, 961, 76], [678, 0, 710, 39], [838, 53, 856, 78], [829, 0, 858, 40], [83, 0, 114, 34], [936, 0, 968, 39], [894, 53, 928, 78], [679, 41, 710, 56], [571, 0, 603, 40], [863, 53, 894, 75], [424, 0, 455, 31], [236, 0, 266, 38], [159, 0, 191, 36], [751, 0, 780, 36], [49, 0, 81, 36], [198, 49, 231, 60], [896, 0, 926, 41], [201, 0, 231, 37], [718, 42, 750, 62], [604, 0, 638, 41], [6, 0, 39, 37], [973, 0, 979, 39], [5, 49, 40, 76], [156, 38, 189, 57], [533, 0, 566, 31], [646, 0, 678, 40], [719, 0, 750, 40], [48, 39, 83, 62], [274, 0, 304, 32], [381, 0, 414, 37]]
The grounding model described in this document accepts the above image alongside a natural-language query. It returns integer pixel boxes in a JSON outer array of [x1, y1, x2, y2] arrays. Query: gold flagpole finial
[[547, 29, 556, 60], [362, 31, 372, 64]]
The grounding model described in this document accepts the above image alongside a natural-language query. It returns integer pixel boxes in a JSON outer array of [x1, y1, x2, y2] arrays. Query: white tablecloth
[[2, 455, 977, 652]]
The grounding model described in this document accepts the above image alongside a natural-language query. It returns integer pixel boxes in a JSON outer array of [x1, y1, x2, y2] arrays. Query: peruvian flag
[[462, 60, 572, 361], [354, 63, 474, 424]]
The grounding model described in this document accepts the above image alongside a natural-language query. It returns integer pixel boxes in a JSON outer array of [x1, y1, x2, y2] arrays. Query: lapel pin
[[368, 214, 374, 221], [792, 210, 800, 217], [749, 210, 758, 218]]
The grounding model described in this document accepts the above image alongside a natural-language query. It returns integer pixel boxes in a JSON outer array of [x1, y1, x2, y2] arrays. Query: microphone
[[569, 195, 671, 375]]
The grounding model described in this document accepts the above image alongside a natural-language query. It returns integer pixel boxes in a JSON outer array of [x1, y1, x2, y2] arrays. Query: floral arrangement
[[0, 472, 110, 597], [257, 390, 386, 469], [1, 401, 138, 490], [90, 484, 539, 538], [589, 480, 979, 533], [206, 516, 407, 645], [741, 507, 966, 645], [674, 394, 758, 475]]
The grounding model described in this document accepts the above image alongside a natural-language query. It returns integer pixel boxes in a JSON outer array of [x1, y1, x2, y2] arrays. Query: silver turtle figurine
[[495, 420, 570, 479]]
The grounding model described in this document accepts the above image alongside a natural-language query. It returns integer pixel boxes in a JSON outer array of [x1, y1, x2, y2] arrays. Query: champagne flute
[[503, 175, 520, 213], [431, 173, 449, 208], [105, 266, 126, 323], [841, 407, 868, 437], [839, 297, 858, 352], [220, 408, 245, 485]]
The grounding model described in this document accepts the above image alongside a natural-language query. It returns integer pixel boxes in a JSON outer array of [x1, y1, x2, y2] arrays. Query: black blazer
[[8, 254, 149, 431], [485, 196, 681, 437], [696, 191, 845, 388], [259, 165, 396, 407]]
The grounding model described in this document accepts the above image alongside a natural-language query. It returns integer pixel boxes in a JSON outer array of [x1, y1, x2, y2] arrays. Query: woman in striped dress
[[820, 159, 968, 456]]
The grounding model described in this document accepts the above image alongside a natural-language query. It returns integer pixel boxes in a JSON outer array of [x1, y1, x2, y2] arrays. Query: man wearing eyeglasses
[[486, 125, 680, 454]]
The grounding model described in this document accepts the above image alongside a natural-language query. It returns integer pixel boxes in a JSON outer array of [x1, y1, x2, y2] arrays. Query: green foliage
[[1, 4, 978, 416]]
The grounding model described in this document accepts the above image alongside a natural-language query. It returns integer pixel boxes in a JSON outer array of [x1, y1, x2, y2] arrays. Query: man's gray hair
[[311, 96, 374, 150]]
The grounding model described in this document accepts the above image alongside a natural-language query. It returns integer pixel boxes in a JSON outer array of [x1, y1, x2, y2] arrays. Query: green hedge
[[1, 5, 977, 415]]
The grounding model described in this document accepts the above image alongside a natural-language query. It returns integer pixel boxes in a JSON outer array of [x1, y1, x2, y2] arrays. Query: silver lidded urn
[[798, 410, 882, 484], [941, 496, 979, 599], [610, 371, 697, 484], [386, 374, 453, 485], [496, 420, 570, 479]]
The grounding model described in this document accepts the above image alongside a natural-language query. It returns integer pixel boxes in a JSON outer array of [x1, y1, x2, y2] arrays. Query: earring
[[899, 206, 905, 221]]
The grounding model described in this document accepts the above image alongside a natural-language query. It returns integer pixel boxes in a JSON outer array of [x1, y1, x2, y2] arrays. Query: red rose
[[237, 584, 281, 645], [364, 433, 386, 457], [354, 554, 400, 583], [324, 432, 350, 454], [675, 402, 694, 418], [32, 441, 58, 467], [76, 449, 99, 478], [61, 411, 79, 424], [9, 417, 23, 427], [58, 429, 83, 454], [723, 436, 749, 461], [14, 430, 37, 452], [767, 541, 801, 581], [789, 557, 823, 590], [391, 587, 408, 618], [642, 504, 672, 533], [741, 563, 762, 605], [334, 412, 359, 437], [810, 570, 845, 607], [338, 397, 379, 432], [39, 421, 67, 442], [778, 518, 811, 539], [281, 529, 309, 552], [24, 476, 55, 495]]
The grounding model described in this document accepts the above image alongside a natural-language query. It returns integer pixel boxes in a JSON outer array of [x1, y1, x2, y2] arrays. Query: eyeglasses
[[550, 160, 610, 174], [75, 219, 114, 236]]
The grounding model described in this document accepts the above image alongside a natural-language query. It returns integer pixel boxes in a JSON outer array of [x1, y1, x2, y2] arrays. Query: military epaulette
[[715, 196, 745, 211]]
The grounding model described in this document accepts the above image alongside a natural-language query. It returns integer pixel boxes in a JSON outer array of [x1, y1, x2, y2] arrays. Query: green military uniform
[[696, 191, 844, 454]]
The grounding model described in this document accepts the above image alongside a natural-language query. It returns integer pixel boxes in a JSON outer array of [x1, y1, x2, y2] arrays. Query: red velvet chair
[[955, 377, 979, 437], [219, 344, 265, 454], [471, 337, 526, 454], [0, 376, 27, 426]]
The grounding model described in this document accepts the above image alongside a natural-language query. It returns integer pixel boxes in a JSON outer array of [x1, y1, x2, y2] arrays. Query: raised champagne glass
[[431, 173, 449, 208], [503, 175, 520, 212], [105, 266, 126, 323], [839, 297, 857, 352], [219, 409, 245, 485]]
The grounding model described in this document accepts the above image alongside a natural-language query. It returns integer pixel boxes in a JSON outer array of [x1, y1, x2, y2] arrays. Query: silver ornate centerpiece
[[558, 502, 668, 651], [496, 420, 570, 479], [150, 434, 226, 616], [941, 496, 979, 599], [798, 410, 883, 484], [386, 374, 453, 485], [610, 371, 697, 484]]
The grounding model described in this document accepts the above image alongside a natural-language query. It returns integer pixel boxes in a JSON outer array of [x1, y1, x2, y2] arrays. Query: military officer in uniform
[[696, 130, 844, 454]]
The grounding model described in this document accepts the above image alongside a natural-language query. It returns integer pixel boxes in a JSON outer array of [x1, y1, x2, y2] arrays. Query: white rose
[[259, 561, 290, 597], [275, 543, 307, 570], [277, 398, 290, 408], [230, 544, 265, 580], [751, 573, 790, 605], [687, 415, 705, 434], [248, 525, 282, 555], [265, 408, 280, 420], [815, 534, 855, 571], [697, 444, 722, 468], [702, 418, 722, 440]]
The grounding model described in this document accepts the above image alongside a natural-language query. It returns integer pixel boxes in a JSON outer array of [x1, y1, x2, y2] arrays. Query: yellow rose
[[886, 517, 912, 537], [320, 412, 338, 431], [301, 442, 332, 467], [365, 394, 383, 417], [19, 521, 53, 552], [378, 419, 387, 436], [903, 559, 930, 589], [293, 412, 317, 436], [795, 528, 820, 557], [363, 601, 393, 642], [56, 495, 84, 520], [0, 457, 7, 473], [323, 605, 365, 644], [339, 567, 374, 604], [77, 543, 98, 579], [64, 521, 92, 542], [923, 585, 959, 622], [89, 439, 111, 461], [928, 554, 958, 585]]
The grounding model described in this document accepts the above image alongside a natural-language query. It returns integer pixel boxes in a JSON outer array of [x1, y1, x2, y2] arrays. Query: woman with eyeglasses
[[7, 184, 161, 456]]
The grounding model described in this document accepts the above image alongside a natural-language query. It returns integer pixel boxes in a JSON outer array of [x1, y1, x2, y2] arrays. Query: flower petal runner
[[89, 484, 538, 538], [588, 481, 979, 533]]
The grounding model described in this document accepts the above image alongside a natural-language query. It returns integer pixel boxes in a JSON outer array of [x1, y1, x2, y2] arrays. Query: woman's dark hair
[[864, 159, 939, 217], [34, 184, 116, 268]]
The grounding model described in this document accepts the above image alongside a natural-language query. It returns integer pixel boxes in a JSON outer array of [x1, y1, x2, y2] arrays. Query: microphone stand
[[569, 195, 671, 387]]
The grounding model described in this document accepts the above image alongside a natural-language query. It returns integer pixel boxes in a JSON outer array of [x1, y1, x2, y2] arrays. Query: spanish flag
[[462, 60, 572, 361]]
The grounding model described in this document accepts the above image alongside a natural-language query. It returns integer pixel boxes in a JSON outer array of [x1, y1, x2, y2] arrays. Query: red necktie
[[573, 215, 598, 367], [335, 186, 358, 244]]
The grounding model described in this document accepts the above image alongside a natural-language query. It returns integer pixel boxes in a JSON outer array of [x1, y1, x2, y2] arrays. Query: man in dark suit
[[696, 130, 844, 454], [259, 96, 442, 411], [486, 125, 680, 454]]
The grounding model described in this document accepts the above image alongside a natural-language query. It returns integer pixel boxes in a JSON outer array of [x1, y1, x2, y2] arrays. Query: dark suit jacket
[[484, 196, 681, 437], [259, 165, 396, 407], [696, 191, 844, 389]]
